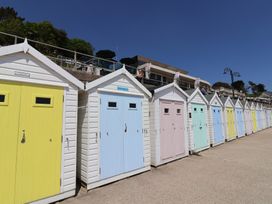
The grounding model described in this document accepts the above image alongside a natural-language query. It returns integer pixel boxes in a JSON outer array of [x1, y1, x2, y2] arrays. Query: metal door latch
[[21, 130, 26, 144], [125, 123, 127, 133]]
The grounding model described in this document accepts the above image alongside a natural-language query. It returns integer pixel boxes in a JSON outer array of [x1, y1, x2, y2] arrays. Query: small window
[[108, 102, 117, 108], [194, 108, 197, 111], [177, 109, 181, 114], [213, 110, 215, 113], [0, 94, 5, 102], [218, 110, 220, 113], [189, 113, 192, 118], [201, 108, 203, 112], [33, 95, 53, 107], [0, 92, 9, 106], [36, 97, 51, 105], [164, 108, 169, 114], [129, 103, 136, 109]]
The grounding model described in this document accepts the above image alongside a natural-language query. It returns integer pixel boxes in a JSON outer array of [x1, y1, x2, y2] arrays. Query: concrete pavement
[[61, 128, 272, 204]]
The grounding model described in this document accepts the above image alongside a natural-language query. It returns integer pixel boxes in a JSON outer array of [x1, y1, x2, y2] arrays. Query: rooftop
[[134, 55, 188, 74]]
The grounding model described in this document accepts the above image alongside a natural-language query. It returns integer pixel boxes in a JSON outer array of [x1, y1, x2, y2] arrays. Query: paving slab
[[60, 128, 272, 204]]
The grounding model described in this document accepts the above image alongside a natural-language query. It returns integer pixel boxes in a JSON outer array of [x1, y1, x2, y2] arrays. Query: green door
[[192, 103, 208, 150]]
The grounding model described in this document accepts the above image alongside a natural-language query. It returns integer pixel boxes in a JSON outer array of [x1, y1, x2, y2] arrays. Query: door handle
[[21, 130, 26, 144], [125, 123, 127, 133]]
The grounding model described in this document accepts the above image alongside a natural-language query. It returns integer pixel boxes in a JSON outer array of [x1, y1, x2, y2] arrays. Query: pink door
[[160, 100, 174, 160], [160, 100, 185, 160], [173, 102, 185, 156]]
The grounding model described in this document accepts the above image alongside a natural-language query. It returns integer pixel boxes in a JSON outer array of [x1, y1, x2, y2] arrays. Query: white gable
[[154, 86, 187, 101], [250, 102, 256, 109], [188, 88, 208, 105], [0, 41, 84, 89], [256, 103, 262, 110], [210, 94, 223, 107], [244, 101, 250, 109], [154, 83, 188, 102], [0, 52, 64, 85], [86, 68, 151, 97], [96, 74, 144, 95], [235, 99, 243, 109], [225, 98, 234, 108]]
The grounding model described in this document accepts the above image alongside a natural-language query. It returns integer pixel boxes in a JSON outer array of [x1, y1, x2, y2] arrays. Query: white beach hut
[[205, 92, 225, 146], [149, 82, 189, 166], [185, 88, 210, 153], [77, 67, 152, 190], [0, 41, 84, 204]]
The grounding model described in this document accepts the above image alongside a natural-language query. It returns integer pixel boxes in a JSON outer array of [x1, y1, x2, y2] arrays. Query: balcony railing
[[0, 31, 136, 76]]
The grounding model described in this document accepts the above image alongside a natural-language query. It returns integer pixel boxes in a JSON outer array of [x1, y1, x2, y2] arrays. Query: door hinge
[[143, 157, 145, 163], [61, 135, 63, 143], [99, 131, 101, 138], [99, 167, 101, 174], [63, 95, 64, 103], [100, 98, 101, 104], [60, 178, 62, 186]]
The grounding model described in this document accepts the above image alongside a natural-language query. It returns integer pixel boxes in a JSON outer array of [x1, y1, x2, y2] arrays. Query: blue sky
[[2, 0, 272, 90]]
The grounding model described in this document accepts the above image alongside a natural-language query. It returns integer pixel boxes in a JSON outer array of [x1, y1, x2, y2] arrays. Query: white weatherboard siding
[[0, 48, 81, 203], [188, 92, 209, 152], [78, 74, 151, 189], [61, 85, 78, 192], [207, 107, 213, 144], [0, 53, 66, 85], [77, 92, 89, 184], [149, 98, 157, 166], [150, 85, 188, 166]]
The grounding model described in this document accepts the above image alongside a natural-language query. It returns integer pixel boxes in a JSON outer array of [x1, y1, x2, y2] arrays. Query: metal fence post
[[74, 51, 77, 69]]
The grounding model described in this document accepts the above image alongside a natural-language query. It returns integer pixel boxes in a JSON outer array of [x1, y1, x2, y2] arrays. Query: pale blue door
[[123, 96, 144, 172], [212, 106, 224, 144], [100, 93, 144, 179], [100, 93, 124, 179]]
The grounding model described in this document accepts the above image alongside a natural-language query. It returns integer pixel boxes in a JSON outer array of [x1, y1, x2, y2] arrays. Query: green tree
[[212, 81, 231, 89], [248, 81, 266, 96], [0, 7, 25, 45], [120, 57, 137, 65], [66, 38, 94, 56], [0, 6, 95, 60], [0, 6, 24, 22], [24, 21, 68, 56], [232, 80, 246, 93], [96, 49, 116, 59]]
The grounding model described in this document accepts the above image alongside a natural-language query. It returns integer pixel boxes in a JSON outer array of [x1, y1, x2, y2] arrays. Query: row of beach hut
[[1, 42, 272, 204]]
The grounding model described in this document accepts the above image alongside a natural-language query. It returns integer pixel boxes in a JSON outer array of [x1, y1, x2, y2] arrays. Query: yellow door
[[226, 108, 236, 140], [252, 111, 257, 132], [226, 108, 233, 140], [0, 81, 21, 204], [231, 109, 237, 138], [15, 84, 64, 204]]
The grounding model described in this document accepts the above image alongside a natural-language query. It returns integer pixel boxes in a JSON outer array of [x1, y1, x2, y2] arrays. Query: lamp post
[[224, 67, 241, 98]]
